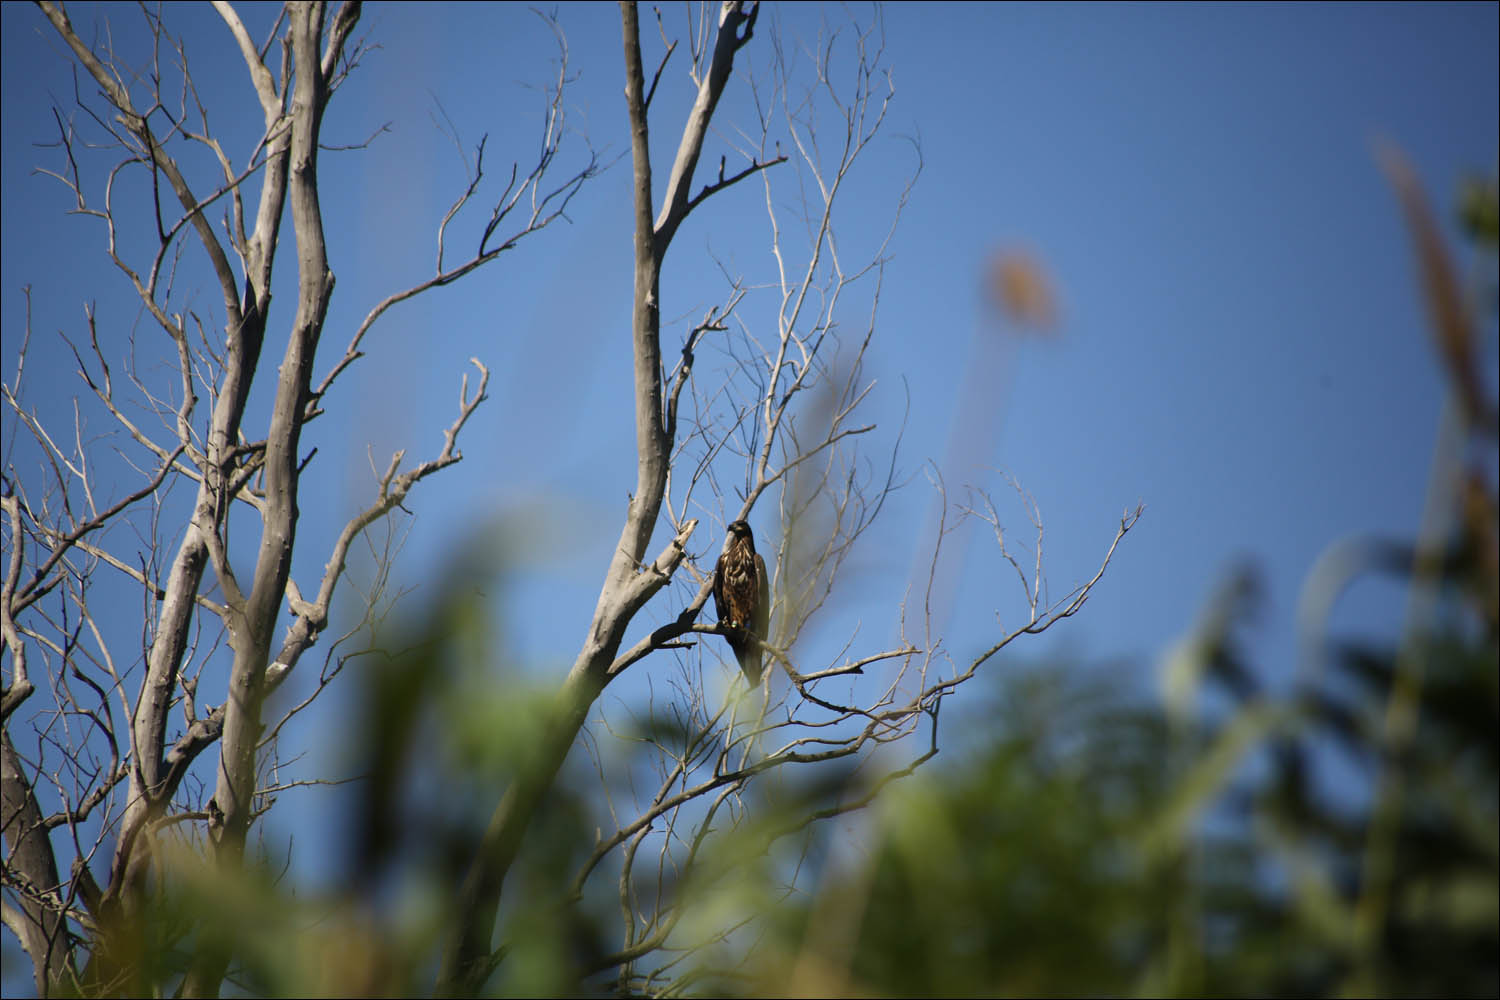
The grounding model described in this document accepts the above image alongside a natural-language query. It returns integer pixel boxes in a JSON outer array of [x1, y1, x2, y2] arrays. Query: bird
[[712, 519, 770, 685]]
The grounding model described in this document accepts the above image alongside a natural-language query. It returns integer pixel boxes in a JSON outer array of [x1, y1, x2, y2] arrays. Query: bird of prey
[[713, 519, 770, 685]]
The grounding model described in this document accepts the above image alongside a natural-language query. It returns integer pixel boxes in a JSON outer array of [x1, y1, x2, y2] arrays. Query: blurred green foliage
[[734, 565, 1496, 997]]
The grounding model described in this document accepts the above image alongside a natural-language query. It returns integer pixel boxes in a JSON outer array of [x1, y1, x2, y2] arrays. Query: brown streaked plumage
[[712, 520, 770, 685]]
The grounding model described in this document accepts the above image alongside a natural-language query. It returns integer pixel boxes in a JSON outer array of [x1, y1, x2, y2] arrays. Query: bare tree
[[2, 2, 595, 995], [3, 2, 1139, 996], [437, 3, 1140, 995]]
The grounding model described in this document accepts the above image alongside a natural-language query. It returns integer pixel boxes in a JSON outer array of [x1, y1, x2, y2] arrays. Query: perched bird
[[712, 519, 770, 685]]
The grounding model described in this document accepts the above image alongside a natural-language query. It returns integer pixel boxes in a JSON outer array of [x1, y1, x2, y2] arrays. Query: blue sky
[[2, 1, 1497, 989]]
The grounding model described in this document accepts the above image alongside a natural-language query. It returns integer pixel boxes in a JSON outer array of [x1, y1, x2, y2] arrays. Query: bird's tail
[[735, 641, 762, 687]]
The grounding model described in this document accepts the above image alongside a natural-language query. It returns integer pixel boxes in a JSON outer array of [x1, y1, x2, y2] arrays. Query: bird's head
[[727, 519, 752, 539]]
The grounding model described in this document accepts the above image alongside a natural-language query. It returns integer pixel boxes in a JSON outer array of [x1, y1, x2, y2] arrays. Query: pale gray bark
[[436, 4, 775, 992], [3, 1, 586, 994], [2, 731, 69, 995], [179, 11, 345, 994]]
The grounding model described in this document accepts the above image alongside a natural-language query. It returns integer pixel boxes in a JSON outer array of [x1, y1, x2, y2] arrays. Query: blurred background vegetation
[[55, 169, 1496, 1000]]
